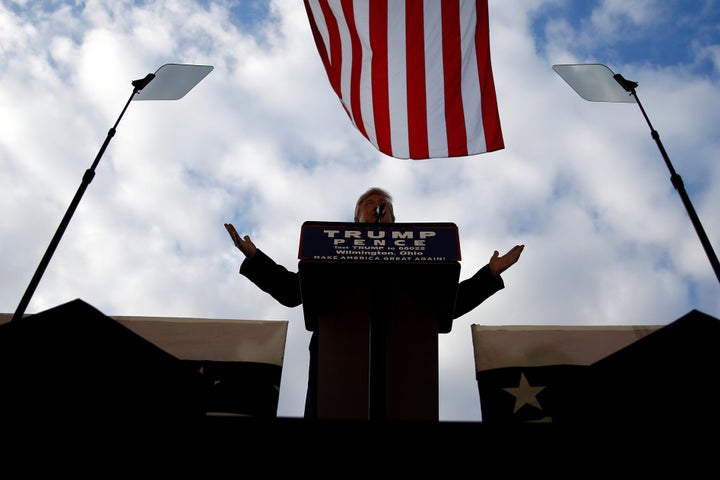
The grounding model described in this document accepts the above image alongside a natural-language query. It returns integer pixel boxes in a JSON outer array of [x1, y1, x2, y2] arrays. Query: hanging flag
[[303, 0, 504, 159]]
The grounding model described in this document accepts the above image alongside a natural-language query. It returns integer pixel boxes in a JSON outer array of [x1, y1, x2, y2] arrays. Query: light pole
[[553, 63, 720, 285], [11, 64, 214, 322]]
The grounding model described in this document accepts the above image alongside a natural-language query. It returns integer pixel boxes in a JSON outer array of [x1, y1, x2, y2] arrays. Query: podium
[[297, 222, 461, 420]]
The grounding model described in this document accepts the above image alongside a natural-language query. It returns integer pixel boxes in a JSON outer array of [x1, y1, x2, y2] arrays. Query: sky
[[1, 0, 719, 422]]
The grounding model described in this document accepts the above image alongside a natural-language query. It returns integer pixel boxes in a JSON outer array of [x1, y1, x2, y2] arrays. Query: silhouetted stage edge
[[0, 298, 289, 420], [1, 299, 719, 464], [9, 415, 710, 470]]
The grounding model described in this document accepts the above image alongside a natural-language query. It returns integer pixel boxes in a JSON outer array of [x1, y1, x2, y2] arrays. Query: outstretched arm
[[453, 244, 525, 320], [224, 222, 302, 308]]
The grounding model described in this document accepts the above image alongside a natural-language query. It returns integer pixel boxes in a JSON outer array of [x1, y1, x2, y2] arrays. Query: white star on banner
[[503, 373, 546, 413]]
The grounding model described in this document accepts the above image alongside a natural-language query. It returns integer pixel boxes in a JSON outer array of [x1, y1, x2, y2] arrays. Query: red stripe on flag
[[369, 0, 391, 155], [342, 0, 368, 138], [315, 1, 343, 99], [405, 0, 429, 159], [474, 0, 504, 152], [304, 1, 331, 76], [441, 0, 469, 157]]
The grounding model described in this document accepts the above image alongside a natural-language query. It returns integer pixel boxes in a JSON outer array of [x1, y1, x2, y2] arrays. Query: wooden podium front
[[298, 222, 461, 420]]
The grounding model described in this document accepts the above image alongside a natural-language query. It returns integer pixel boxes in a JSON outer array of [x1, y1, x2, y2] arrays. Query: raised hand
[[224, 223, 257, 259], [489, 244, 525, 276]]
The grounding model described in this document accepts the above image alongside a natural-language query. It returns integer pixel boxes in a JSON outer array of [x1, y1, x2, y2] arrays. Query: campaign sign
[[298, 221, 461, 263]]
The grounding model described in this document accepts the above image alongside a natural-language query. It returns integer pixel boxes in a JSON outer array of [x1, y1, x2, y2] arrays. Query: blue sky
[[1, 0, 718, 421], [532, 0, 719, 75]]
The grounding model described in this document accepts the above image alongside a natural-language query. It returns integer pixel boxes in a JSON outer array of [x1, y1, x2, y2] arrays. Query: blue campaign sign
[[298, 222, 461, 262]]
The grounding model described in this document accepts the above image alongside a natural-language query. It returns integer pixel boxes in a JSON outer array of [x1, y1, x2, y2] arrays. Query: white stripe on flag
[[386, 0, 409, 158], [354, 1, 376, 148], [423, 0, 448, 157], [459, 0, 487, 155]]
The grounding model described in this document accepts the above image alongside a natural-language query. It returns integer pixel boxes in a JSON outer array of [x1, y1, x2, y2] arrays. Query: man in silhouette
[[225, 187, 524, 417]]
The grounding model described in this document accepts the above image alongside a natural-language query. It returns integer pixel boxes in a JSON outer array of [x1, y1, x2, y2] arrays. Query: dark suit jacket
[[240, 249, 504, 417]]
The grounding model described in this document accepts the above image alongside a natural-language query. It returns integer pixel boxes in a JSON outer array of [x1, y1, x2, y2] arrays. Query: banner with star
[[114, 313, 289, 418], [471, 324, 660, 423]]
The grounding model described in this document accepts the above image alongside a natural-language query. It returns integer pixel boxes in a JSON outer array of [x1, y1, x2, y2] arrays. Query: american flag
[[304, 0, 504, 159]]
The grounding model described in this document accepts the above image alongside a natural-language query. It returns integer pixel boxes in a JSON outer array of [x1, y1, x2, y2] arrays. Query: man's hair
[[354, 187, 395, 222]]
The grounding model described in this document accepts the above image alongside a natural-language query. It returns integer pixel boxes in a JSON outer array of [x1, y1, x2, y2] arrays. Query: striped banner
[[304, 0, 504, 159]]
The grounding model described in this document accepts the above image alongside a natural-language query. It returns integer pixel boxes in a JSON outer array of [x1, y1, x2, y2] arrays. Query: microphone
[[375, 203, 386, 223]]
